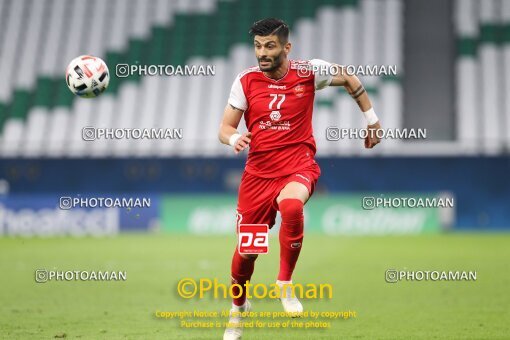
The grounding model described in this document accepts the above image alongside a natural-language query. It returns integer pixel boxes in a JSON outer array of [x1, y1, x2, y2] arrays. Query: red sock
[[230, 249, 256, 306], [277, 199, 304, 281]]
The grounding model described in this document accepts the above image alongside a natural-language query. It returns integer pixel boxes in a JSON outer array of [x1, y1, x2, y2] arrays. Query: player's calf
[[231, 249, 257, 307], [277, 198, 304, 281]]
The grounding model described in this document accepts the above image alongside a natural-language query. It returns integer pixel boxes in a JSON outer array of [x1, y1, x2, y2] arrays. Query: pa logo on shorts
[[238, 224, 269, 254]]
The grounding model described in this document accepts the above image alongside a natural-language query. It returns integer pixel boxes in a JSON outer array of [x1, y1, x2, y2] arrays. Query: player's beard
[[258, 51, 285, 72]]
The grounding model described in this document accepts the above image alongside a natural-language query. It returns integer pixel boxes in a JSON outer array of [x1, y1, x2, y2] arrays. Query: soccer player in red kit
[[219, 18, 381, 340]]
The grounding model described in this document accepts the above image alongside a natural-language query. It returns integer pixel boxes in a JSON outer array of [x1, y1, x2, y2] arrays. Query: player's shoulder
[[290, 59, 330, 69], [290, 59, 312, 68], [236, 65, 262, 80]]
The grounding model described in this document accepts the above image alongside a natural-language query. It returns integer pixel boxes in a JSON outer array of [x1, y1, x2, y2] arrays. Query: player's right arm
[[218, 104, 252, 154], [219, 73, 252, 154]]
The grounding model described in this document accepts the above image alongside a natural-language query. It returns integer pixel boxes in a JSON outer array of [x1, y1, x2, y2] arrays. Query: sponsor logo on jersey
[[270, 110, 281, 121], [294, 84, 305, 97], [268, 84, 286, 90], [259, 120, 291, 131]]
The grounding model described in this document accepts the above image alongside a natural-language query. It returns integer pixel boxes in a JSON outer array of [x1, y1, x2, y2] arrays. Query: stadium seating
[[455, 0, 510, 154], [0, 0, 405, 157]]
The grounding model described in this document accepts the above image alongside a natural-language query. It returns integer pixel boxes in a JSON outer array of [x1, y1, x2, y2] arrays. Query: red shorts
[[236, 162, 321, 229]]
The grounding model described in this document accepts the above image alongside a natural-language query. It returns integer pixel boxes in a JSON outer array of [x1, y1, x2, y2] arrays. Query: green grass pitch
[[0, 233, 509, 339]]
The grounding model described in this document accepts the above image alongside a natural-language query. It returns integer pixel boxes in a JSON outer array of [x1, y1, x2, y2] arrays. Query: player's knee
[[278, 198, 304, 220]]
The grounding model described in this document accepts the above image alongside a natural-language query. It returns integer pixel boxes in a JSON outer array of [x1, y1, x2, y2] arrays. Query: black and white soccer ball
[[66, 55, 109, 98]]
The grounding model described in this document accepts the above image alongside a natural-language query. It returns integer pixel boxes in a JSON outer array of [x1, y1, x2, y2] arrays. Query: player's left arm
[[329, 66, 381, 149]]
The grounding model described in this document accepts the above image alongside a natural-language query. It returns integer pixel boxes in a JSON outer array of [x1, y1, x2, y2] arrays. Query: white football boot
[[277, 280, 303, 316], [223, 299, 252, 340]]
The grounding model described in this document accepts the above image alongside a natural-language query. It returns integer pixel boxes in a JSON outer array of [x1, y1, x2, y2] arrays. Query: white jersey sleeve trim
[[228, 75, 248, 111], [310, 58, 334, 91]]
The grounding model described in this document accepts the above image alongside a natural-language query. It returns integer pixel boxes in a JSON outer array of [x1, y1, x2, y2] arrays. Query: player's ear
[[284, 42, 291, 55]]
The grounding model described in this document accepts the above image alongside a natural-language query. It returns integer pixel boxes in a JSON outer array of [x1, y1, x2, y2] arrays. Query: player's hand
[[365, 121, 382, 149], [234, 132, 252, 154]]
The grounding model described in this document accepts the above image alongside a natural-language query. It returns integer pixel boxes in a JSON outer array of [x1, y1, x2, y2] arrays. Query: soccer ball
[[65, 55, 109, 98]]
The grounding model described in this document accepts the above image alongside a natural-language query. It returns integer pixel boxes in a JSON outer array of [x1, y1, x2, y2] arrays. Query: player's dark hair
[[249, 18, 289, 45]]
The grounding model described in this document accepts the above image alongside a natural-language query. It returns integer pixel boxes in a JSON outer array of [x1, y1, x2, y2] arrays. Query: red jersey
[[228, 59, 334, 178]]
